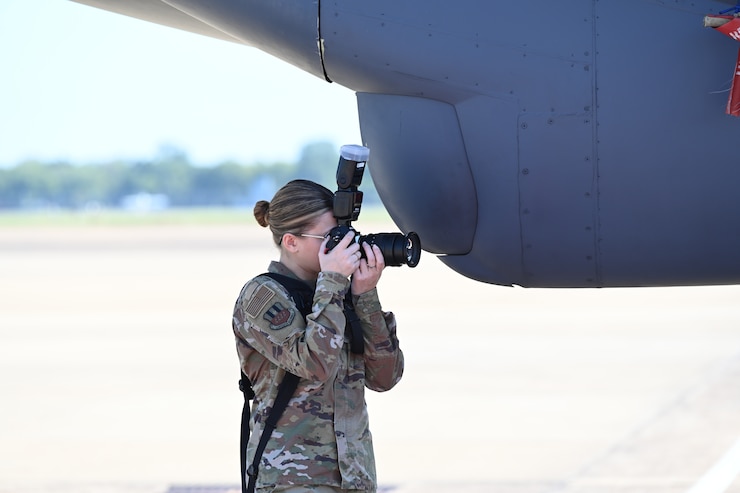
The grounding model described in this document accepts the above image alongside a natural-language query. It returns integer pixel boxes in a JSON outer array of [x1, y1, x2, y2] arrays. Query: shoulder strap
[[239, 372, 254, 493], [238, 373, 254, 493], [342, 292, 365, 355], [261, 272, 314, 318], [246, 371, 299, 493], [239, 273, 311, 493]]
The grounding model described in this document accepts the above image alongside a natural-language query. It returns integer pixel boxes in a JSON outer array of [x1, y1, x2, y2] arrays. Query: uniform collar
[[268, 261, 317, 289]]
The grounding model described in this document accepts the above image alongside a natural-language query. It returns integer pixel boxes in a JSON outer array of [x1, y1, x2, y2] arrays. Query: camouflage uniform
[[232, 261, 404, 492]]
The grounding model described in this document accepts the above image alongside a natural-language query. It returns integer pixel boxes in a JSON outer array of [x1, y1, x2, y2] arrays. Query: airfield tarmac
[[1, 217, 740, 493]]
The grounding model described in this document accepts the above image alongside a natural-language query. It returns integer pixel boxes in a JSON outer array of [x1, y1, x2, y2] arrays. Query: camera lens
[[404, 232, 422, 267], [361, 232, 421, 268]]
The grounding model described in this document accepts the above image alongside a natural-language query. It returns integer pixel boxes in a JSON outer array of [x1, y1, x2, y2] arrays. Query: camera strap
[[238, 272, 363, 493], [342, 294, 365, 355]]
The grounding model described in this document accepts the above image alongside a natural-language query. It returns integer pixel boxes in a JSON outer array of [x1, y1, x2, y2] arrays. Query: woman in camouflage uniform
[[232, 179, 404, 493]]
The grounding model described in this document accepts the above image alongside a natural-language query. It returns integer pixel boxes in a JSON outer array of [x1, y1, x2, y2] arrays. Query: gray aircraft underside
[[71, 0, 740, 287]]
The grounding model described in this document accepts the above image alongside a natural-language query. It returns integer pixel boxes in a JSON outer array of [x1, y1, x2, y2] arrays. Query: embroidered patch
[[246, 284, 276, 318], [263, 302, 295, 330]]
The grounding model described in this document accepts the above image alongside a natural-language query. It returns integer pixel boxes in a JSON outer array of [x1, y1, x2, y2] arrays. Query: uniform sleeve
[[233, 272, 350, 382], [353, 288, 404, 392]]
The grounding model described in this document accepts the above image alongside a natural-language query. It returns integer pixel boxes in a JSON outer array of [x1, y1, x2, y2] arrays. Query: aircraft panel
[[320, 0, 595, 104], [518, 114, 599, 287], [594, 0, 740, 286]]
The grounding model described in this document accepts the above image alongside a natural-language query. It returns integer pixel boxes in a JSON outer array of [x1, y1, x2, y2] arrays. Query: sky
[[0, 1, 362, 166]]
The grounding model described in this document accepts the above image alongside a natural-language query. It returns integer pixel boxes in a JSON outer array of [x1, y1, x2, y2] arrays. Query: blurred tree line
[[0, 141, 380, 210]]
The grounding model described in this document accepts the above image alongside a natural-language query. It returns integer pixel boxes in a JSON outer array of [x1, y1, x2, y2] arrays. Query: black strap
[[262, 272, 364, 355], [343, 293, 365, 355], [246, 372, 299, 493], [239, 272, 363, 493], [262, 273, 314, 319], [238, 373, 254, 493]]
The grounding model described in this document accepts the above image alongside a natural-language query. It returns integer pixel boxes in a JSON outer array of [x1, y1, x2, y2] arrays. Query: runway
[[1, 219, 739, 493]]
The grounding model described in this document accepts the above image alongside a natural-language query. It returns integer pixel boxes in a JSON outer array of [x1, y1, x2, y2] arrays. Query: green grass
[[0, 206, 394, 227]]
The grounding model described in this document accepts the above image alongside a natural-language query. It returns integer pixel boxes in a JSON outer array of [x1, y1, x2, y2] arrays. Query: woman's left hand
[[351, 242, 385, 295]]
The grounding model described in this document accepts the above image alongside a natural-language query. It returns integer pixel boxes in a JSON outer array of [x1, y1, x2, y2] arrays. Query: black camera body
[[325, 145, 421, 268]]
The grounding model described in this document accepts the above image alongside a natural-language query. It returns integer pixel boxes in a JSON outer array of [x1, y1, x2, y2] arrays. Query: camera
[[325, 145, 421, 268]]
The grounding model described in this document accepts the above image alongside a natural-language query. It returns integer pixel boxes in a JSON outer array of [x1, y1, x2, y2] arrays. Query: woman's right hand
[[319, 231, 361, 278]]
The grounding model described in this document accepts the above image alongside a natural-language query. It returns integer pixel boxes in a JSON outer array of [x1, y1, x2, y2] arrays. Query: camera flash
[[340, 145, 370, 163]]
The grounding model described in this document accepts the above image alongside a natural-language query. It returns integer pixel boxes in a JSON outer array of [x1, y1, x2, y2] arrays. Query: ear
[[281, 233, 300, 253]]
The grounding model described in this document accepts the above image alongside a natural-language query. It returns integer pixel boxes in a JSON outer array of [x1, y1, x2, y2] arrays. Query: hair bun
[[253, 200, 270, 227]]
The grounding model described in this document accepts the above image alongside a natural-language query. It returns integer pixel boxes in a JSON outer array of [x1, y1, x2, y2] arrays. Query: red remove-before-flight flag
[[707, 15, 740, 116], [728, 51, 740, 116]]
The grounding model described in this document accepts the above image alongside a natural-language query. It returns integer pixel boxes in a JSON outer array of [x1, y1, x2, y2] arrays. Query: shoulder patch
[[263, 302, 296, 330], [246, 284, 276, 318]]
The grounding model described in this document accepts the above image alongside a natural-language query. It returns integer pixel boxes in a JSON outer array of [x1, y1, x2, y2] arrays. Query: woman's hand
[[351, 242, 385, 295], [319, 231, 361, 278]]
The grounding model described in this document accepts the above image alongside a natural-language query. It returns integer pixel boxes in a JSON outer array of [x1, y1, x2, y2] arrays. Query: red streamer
[[708, 16, 740, 116]]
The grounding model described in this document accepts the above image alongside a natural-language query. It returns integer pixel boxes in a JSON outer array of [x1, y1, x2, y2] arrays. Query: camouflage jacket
[[232, 261, 404, 492]]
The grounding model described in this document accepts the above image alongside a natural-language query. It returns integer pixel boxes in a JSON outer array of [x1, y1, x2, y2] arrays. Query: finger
[[346, 241, 361, 259], [338, 231, 356, 248], [361, 242, 375, 265], [322, 231, 356, 255], [372, 244, 385, 268]]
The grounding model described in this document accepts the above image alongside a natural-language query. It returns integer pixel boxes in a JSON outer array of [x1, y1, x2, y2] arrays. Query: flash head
[[340, 144, 370, 162], [334, 145, 369, 224]]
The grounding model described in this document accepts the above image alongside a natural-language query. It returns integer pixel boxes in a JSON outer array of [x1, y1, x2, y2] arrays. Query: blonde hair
[[254, 179, 334, 246]]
